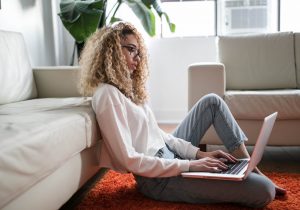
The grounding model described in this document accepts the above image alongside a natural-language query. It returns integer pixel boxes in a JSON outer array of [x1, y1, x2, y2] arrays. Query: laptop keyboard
[[220, 159, 249, 175]]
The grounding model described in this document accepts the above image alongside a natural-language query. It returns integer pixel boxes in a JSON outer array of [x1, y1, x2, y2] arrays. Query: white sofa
[[0, 31, 101, 209], [188, 32, 300, 147]]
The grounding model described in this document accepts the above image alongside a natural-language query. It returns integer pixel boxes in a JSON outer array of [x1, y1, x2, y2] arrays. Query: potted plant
[[58, 0, 175, 64]]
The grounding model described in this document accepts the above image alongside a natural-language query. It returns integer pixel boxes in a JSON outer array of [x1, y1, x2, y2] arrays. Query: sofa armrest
[[33, 66, 82, 98], [188, 63, 225, 110]]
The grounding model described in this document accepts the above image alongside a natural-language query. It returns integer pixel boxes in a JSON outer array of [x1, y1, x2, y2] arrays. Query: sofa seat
[[225, 89, 300, 120], [0, 97, 98, 208]]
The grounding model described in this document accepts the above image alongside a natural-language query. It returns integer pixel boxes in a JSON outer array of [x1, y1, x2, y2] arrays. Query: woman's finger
[[204, 166, 222, 173], [207, 158, 227, 166], [206, 162, 228, 170], [205, 158, 228, 169], [219, 151, 238, 163]]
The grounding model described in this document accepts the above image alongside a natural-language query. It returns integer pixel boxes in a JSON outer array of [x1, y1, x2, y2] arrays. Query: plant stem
[[98, 0, 107, 28], [110, 1, 122, 22], [106, 1, 119, 20]]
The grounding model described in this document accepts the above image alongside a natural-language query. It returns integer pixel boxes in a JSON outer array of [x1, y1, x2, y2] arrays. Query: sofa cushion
[[224, 90, 300, 120], [295, 33, 300, 88], [0, 98, 99, 208], [218, 32, 297, 90], [0, 30, 37, 105]]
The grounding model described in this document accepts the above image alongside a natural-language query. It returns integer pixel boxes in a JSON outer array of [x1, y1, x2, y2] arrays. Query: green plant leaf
[[141, 0, 153, 9], [58, 0, 106, 43], [124, 0, 156, 37], [148, 0, 176, 32], [110, 17, 123, 24], [161, 12, 176, 32]]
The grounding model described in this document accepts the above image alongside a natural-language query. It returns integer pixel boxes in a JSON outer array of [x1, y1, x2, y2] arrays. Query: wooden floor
[[159, 123, 300, 173]]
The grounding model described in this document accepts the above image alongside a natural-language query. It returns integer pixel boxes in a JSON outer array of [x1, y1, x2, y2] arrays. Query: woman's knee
[[203, 93, 221, 101], [190, 93, 225, 116], [198, 93, 222, 106]]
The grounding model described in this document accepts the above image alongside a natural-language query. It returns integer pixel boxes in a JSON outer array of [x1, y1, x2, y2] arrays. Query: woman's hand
[[189, 149, 238, 172], [196, 149, 238, 163], [189, 157, 228, 172]]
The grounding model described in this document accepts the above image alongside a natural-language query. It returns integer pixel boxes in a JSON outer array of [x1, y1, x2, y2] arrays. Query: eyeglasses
[[121, 45, 141, 59]]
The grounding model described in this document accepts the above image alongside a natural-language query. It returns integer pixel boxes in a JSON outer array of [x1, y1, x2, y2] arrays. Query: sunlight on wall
[[280, 0, 300, 32], [0, 0, 56, 66], [162, 1, 215, 37]]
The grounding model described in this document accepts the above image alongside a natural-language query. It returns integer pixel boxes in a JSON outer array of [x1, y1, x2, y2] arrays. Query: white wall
[[147, 37, 217, 123], [0, 0, 73, 66], [0, 0, 53, 66]]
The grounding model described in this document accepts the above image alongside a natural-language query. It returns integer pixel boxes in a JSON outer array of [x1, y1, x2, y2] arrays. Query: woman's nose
[[134, 55, 141, 62]]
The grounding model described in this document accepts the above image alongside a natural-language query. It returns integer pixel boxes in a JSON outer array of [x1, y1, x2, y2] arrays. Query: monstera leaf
[[123, 0, 156, 36], [141, 0, 175, 32], [58, 0, 106, 43], [116, 0, 175, 36]]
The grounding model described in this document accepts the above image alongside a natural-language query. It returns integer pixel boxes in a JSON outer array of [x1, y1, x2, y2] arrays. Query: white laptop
[[181, 112, 278, 181]]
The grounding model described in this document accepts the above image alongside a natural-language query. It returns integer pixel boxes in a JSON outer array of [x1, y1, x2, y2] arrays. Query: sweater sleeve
[[160, 129, 199, 160], [96, 103, 190, 177]]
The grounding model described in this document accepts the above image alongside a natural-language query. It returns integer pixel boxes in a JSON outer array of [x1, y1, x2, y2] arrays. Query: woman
[[79, 22, 285, 208]]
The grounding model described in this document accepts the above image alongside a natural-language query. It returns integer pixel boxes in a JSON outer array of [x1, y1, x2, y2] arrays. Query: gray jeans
[[135, 93, 275, 208]]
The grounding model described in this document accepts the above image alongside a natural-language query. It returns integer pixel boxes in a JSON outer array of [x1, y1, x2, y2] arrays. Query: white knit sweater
[[92, 84, 199, 177]]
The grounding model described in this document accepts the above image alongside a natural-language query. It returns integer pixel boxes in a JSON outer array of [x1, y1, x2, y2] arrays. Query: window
[[217, 0, 278, 35]]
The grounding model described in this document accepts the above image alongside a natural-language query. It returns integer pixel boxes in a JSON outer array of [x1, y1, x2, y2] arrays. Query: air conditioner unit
[[221, 0, 269, 34]]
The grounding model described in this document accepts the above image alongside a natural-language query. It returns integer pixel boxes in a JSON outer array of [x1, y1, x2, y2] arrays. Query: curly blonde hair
[[78, 22, 149, 105]]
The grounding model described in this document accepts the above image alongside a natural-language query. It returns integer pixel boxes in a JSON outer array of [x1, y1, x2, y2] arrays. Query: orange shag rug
[[76, 170, 300, 210]]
